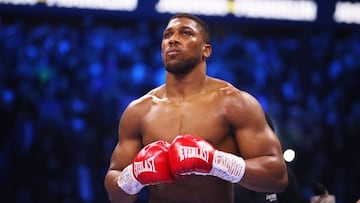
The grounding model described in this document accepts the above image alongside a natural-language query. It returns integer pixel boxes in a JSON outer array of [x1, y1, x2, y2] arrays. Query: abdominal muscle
[[148, 175, 234, 203]]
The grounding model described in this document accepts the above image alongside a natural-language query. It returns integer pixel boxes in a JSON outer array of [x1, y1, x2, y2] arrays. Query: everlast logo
[[133, 157, 156, 177], [179, 146, 209, 162], [265, 193, 277, 202]]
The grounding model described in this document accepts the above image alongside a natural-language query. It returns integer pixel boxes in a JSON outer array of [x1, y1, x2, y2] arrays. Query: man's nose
[[169, 33, 180, 45]]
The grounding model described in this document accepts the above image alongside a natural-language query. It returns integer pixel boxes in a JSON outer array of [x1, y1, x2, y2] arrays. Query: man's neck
[[164, 73, 208, 99]]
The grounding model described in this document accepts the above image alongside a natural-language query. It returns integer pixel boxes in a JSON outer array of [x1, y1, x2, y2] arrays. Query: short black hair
[[169, 13, 211, 44]]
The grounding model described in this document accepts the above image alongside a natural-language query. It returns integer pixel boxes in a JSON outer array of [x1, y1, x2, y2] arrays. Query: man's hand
[[117, 141, 174, 194], [169, 135, 246, 183]]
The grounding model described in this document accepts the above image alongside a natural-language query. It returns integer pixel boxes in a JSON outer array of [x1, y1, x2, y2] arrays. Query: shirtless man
[[104, 13, 288, 203]]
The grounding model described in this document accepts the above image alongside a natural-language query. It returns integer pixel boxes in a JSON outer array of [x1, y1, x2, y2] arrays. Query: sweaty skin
[[104, 16, 288, 203]]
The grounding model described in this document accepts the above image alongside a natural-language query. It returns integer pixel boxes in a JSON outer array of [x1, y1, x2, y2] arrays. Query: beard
[[164, 56, 200, 75]]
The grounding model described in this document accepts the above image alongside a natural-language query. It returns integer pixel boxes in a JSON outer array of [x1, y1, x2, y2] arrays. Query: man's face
[[161, 17, 206, 75]]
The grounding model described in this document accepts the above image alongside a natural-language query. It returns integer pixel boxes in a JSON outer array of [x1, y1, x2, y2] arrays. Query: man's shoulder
[[146, 85, 165, 97], [208, 78, 253, 100], [207, 78, 262, 113], [208, 77, 246, 93], [128, 85, 164, 107]]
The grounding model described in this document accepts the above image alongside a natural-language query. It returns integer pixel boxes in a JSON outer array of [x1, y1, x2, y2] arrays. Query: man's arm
[[104, 104, 143, 203], [227, 90, 288, 192]]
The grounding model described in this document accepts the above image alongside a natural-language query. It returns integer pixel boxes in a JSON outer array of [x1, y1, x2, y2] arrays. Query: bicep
[[108, 106, 143, 171], [109, 139, 142, 171], [226, 91, 283, 158], [236, 126, 283, 159]]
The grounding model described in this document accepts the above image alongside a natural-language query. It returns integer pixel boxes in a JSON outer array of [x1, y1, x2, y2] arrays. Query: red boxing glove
[[169, 135, 246, 183], [118, 141, 174, 194]]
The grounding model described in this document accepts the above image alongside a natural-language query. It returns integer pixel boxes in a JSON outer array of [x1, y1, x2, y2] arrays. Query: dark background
[[1, 1, 359, 203]]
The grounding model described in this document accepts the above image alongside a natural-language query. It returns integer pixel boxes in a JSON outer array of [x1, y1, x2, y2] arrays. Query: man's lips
[[166, 48, 181, 56]]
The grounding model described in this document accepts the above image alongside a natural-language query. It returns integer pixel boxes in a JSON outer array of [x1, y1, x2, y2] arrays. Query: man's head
[[169, 13, 211, 44], [161, 13, 212, 75]]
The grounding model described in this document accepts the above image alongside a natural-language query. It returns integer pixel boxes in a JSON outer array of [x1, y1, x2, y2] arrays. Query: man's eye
[[182, 31, 191, 36], [163, 33, 172, 38]]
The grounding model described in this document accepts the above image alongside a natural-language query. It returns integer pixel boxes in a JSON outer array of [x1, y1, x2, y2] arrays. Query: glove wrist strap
[[117, 165, 144, 195], [210, 150, 246, 183]]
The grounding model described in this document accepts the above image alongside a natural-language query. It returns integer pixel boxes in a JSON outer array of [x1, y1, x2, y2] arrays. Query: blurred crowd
[[0, 15, 359, 203]]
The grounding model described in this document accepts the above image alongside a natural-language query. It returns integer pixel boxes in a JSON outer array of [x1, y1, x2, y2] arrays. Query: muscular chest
[[141, 98, 228, 145]]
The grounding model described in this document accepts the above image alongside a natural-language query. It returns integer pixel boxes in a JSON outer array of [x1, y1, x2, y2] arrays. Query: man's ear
[[203, 43, 212, 58]]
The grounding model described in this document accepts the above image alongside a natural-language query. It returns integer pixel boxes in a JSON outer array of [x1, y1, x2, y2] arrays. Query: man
[[104, 13, 288, 203]]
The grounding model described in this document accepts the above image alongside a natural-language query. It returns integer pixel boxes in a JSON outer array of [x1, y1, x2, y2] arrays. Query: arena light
[[0, 0, 138, 11], [0, 0, 37, 5], [155, 0, 317, 21], [283, 148, 296, 163], [334, 1, 360, 24], [232, 0, 317, 21], [46, 0, 138, 11], [155, 0, 229, 16]]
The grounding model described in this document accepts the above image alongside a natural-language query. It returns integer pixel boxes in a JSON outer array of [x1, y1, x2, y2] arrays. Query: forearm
[[104, 140, 173, 202], [104, 170, 138, 203], [238, 155, 288, 192]]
